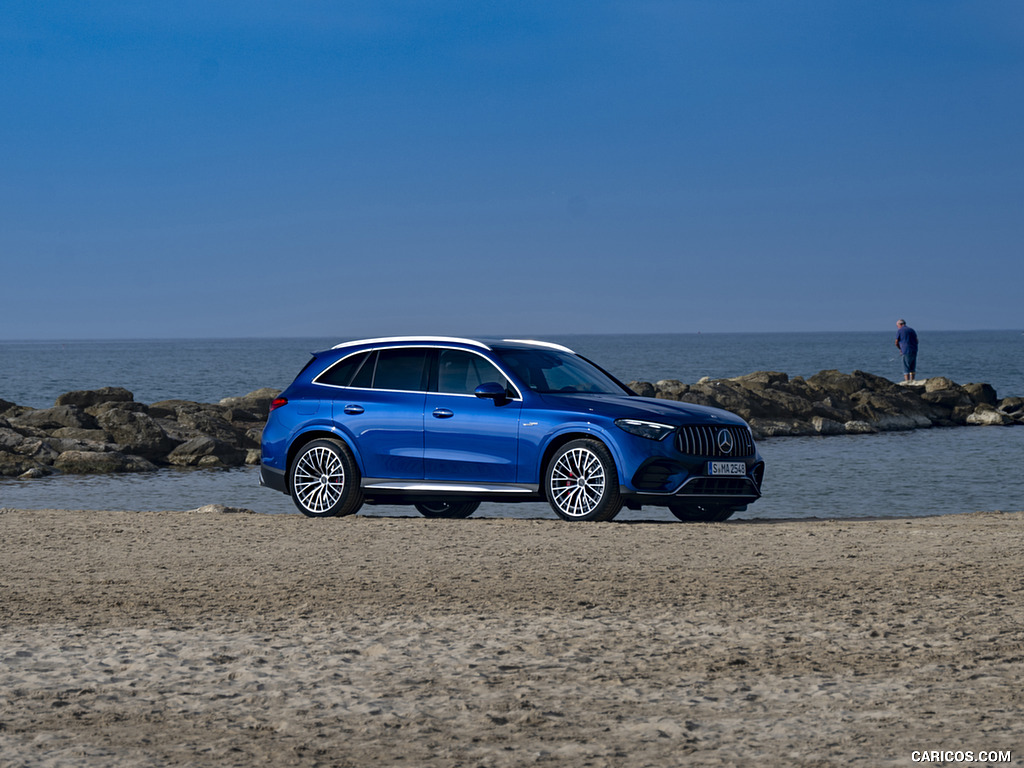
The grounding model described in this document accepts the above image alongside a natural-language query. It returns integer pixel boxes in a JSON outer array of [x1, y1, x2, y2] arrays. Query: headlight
[[615, 418, 675, 441]]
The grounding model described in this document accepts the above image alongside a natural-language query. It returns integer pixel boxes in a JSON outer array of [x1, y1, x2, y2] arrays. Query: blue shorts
[[903, 352, 917, 374]]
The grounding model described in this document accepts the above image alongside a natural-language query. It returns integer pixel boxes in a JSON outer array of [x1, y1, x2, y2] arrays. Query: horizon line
[[2, 328, 1022, 344]]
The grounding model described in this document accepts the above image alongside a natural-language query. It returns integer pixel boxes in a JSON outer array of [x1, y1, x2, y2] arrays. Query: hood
[[537, 392, 749, 427]]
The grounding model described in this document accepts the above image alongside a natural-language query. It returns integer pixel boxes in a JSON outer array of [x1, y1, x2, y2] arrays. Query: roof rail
[[501, 339, 575, 353], [331, 336, 491, 350]]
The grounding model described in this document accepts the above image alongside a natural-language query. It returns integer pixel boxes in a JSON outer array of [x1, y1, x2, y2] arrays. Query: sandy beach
[[1, 507, 1022, 767]]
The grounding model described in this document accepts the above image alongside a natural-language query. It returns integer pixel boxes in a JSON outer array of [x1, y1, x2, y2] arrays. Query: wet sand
[[1, 507, 1022, 767]]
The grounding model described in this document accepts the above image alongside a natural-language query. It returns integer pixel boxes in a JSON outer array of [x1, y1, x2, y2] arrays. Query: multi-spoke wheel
[[289, 439, 363, 517], [545, 439, 622, 522], [414, 500, 481, 519], [668, 503, 736, 522]]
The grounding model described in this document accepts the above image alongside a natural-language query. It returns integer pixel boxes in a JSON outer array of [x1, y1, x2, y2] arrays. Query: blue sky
[[3, 1, 1022, 339]]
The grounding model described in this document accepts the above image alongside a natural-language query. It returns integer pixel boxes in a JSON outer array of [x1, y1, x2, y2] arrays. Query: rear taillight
[[269, 397, 288, 412]]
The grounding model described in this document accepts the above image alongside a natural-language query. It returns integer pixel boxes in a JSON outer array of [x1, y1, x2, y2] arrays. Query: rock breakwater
[[628, 369, 1024, 438], [1, 387, 278, 478], [1, 371, 1020, 478]]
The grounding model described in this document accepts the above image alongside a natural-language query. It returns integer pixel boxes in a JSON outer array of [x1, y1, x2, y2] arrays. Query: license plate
[[708, 461, 746, 477]]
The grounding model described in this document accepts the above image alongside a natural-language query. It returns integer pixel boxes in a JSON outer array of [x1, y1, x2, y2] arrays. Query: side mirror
[[474, 382, 508, 404]]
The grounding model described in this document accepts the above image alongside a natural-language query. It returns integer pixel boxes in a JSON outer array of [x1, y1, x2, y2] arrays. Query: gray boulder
[[627, 381, 657, 398], [46, 436, 120, 454], [0, 451, 48, 477], [807, 369, 892, 397], [147, 399, 201, 419], [999, 397, 1024, 419], [0, 427, 25, 451], [966, 405, 1014, 426], [218, 388, 282, 418], [0, 405, 34, 420], [654, 379, 689, 399], [55, 387, 134, 408], [10, 405, 98, 431], [13, 437, 60, 464], [175, 408, 246, 446], [54, 450, 158, 474], [167, 436, 247, 468], [95, 407, 178, 460], [921, 386, 973, 410], [964, 382, 998, 407], [191, 503, 256, 514], [50, 427, 113, 443], [85, 400, 149, 418], [18, 467, 51, 479], [844, 420, 879, 434]]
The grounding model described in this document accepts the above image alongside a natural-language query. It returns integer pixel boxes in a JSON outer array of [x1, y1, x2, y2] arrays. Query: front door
[[424, 349, 522, 483]]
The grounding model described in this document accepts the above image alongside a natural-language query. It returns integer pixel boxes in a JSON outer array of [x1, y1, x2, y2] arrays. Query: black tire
[[545, 439, 622, 522], [289, 439, 364, 517], [668, 503, 736, 523], [414, 500, 481, 519]]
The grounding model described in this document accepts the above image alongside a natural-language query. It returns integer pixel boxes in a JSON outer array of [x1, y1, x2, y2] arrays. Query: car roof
[[329, 336, 576, 354]]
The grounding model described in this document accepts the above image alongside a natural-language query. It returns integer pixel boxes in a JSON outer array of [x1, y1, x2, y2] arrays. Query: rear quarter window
[[316, 351, 371, 387]]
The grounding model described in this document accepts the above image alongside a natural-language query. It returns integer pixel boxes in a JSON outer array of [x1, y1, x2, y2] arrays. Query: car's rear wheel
[[414, 500, 481, 519], [668, 503, 736, 522], [545, 439, 622, 522], [289, 439, 363, 517]]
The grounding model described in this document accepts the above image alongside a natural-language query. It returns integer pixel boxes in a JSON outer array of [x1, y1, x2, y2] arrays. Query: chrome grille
[[677, 425, 755, 458]]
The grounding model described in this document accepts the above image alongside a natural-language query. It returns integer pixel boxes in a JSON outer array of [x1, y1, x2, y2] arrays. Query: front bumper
[[625, 448, 765, 508]]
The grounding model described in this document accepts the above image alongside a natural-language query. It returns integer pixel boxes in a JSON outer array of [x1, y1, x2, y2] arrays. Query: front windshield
[[492, 347, 631, 395]]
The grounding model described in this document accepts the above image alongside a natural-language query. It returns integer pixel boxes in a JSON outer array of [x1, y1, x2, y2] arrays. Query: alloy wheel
[[293, 445, 345, 514]]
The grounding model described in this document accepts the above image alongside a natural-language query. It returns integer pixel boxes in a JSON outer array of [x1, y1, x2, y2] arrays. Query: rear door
[[332, 347, 428, 480]]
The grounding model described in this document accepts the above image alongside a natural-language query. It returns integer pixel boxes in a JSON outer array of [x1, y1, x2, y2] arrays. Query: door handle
[[432, 408, 454, 419], [343, 404, 365, 415]]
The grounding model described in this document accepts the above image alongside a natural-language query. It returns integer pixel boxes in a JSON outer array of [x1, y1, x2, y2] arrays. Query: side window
[[350, 350, 376, 389], [437, 349, 511, 395], [317, 351, 370, 387], [371, 348, 429, 391]]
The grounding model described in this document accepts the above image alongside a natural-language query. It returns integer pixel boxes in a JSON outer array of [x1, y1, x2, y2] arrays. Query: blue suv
[[260, 337, 764, 522]]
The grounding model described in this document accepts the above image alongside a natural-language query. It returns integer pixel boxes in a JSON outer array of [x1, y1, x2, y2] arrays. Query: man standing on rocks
[[895, 319, 919, 382]]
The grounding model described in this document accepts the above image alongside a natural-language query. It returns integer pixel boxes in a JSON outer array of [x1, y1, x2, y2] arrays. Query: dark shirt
[[896, 326, 918, 354]]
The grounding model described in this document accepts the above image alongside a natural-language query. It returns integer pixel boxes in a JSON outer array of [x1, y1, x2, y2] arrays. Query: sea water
[[1, 332, 1022, 520]]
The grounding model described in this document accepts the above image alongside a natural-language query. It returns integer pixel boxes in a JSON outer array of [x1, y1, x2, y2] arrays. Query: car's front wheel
[[668, 503, 736, 522], [545, 439, 622, 522], [414, 500, 481, 519], [289, 439, 364, 517]]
